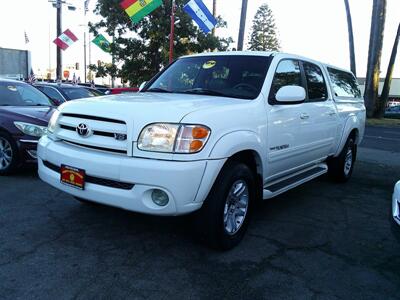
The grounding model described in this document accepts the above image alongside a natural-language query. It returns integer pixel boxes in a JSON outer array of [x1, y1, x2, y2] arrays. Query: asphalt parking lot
[[1, 126, 400, 299]]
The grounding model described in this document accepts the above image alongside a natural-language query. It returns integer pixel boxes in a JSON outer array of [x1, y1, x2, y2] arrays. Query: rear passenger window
[[303, 62, 327, 101], [269, 60, 302, 100], [328, 68, 361, 98]]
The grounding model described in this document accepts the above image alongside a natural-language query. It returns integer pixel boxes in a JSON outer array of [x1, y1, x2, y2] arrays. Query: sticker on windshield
[[7, 86, 17, 92], [202, 60, 216, 69]]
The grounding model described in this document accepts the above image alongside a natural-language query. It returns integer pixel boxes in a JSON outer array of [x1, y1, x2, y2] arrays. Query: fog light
[[151, 189, 169, 206]]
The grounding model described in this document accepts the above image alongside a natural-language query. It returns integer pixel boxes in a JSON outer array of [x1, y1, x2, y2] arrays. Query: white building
[[358, 78, 400, 106]]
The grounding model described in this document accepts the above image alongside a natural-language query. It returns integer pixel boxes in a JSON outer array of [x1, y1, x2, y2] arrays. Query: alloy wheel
[[223, 180, 249, 235], [0, 137, 13, 171]]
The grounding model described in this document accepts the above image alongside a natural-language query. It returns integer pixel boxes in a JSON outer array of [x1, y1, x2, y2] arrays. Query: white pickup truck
[[38, 52, 365, 249]]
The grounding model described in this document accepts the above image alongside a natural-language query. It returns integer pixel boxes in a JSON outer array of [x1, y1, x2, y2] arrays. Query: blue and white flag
[[183, 0, 217, 34]]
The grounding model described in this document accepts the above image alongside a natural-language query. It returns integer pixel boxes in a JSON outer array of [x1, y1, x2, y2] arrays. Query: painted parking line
[[364, 135, 400, 142]]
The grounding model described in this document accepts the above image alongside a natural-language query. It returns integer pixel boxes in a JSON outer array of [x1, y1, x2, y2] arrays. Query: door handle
[[300, 113, 309, 120]]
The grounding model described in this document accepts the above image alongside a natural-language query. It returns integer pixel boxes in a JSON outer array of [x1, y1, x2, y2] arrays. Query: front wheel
[[0, 132, 19, 176], [193, 161, 255, 250], [328, 135, 356, 183]]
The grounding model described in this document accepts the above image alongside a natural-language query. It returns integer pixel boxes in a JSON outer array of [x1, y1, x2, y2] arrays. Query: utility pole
[[56, 0, 62, 80], [83, 32, 87, 83], [169, 0, 176, 63], [237, 0, 248, 51], [212, 0, 216, 36]]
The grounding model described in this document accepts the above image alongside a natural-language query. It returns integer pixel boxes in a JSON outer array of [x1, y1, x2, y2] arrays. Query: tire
[[193, 160, 255, 250], [328, 135, 357, 183], [0, 132, 19, 176]]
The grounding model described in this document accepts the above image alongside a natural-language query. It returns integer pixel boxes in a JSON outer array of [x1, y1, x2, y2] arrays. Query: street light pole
[[56, 0, 62, 80], [169, 0, 175, 63], [237, 0, 248, 51]]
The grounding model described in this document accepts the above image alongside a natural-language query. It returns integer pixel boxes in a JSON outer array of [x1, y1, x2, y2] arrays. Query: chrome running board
[[263, 163, 328, 200]]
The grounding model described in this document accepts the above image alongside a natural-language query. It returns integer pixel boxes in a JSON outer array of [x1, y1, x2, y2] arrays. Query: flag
[[92, 34, 111, 53], [53, 29, 78, 51], [120, 0, 162, 24], [28, 69, 36, 84], [183, 0, 217, 34], [84, 0, 90, 15], [24, 31, 29, 44], [72, 73, 77, 85]]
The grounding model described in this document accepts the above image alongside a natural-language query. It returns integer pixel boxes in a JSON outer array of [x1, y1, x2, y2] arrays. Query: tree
[[89, 0, 232, 86], [376, 23, 400, 117], [364, 0, 386, 118], [344, 0, 356, 76], [248, 4, 280, 52]]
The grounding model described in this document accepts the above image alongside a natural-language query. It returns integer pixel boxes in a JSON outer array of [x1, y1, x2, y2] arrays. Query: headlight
[[48, 110, 60, 134], [138, 123, 211, 153], [14, 122, 48, 137]]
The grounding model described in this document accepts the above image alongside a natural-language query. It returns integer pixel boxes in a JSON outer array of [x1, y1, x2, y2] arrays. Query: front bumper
[[38, 136, 226, 216], [393, 181, 400, 226]]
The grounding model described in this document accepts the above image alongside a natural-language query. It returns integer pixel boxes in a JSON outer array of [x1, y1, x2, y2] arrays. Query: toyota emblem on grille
[[76, 123, 92, 137]]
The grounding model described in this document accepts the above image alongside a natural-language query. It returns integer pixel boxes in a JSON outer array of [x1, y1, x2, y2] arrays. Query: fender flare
[[334, 115, 360, 156], [208, 130, 265, 175]]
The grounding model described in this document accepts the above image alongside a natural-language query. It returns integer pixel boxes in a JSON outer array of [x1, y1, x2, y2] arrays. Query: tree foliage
[[88, 0, 232, 86], [248, 4, 280, 52]]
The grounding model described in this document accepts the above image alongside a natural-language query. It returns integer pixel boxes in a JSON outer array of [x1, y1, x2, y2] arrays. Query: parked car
[[37, 52, 365, 249], [0, 79, 54, 175], [34, 83, 103, 105], [393, 181, 400, 225], [78, 83, 110, 95], [384, 105, 400, 119], [109, 87, 139, 95], [392, 180, 400, 240]]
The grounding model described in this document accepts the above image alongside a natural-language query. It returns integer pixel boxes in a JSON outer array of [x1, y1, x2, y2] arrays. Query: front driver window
[[269, 60, 302, 101]]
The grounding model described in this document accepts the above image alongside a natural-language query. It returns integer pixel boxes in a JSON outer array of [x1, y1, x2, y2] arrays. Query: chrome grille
[[56, 113, 128, 155]]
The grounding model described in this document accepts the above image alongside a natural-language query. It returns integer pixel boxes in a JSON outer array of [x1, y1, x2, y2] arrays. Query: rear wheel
[[328, 135, 356, 182], [0, 132, 19, 176], [194, 161, 255, 250]]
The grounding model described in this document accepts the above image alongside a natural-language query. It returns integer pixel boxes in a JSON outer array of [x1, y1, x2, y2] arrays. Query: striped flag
[[183, 0, 217, 34], [53, 29, 78, 51], [120, 0, 162, 24], [28, 69, 36, 84]]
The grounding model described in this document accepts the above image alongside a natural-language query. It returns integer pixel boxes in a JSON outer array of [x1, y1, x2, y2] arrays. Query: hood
[[0, 106, 55, 125], [59, 92, 246, 125]]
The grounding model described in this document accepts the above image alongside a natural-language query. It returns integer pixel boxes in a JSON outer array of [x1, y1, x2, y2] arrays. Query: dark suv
[[0, 79, 55, 175]]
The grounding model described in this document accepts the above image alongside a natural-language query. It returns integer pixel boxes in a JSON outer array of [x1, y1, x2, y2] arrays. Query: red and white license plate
[[60, 165, 86, 190]]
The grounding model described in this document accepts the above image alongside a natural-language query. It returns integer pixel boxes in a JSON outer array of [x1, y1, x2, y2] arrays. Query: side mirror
[[275, 86, 306, 103], [139, 81, 147, 92]]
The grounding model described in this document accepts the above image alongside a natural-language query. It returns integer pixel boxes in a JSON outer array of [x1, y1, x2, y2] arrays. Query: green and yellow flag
[[120, 0, 162, 24], [92, 34, 111, 53]]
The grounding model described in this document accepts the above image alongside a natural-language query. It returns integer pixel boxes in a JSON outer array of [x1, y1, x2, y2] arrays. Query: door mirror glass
[[275, 86, 306, 103], [139, 81, 147, 91]]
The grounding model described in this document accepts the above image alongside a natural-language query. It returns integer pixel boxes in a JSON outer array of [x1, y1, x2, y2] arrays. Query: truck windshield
[[0, 82, 52, 106], [146, 55, 272, 100]]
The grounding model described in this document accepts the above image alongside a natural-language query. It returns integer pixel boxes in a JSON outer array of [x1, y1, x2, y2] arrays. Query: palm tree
[[376, 23, 400, 117], [344, 0, 356, 76], [364, 0, 386, 118]]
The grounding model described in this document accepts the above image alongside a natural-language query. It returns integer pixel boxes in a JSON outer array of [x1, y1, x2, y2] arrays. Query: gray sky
[[1, 0, 399, 80]]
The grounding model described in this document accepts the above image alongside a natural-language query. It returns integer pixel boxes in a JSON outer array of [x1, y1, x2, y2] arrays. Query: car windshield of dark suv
[[146, 55, 272, 100], [0, 82, 52, 106]]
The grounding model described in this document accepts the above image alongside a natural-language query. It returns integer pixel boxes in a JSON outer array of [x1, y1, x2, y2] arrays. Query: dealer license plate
[[60, 165, 86, 190]]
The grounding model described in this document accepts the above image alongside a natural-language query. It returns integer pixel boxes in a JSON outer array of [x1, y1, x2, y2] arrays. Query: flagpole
[[169, 0, 175, 63]]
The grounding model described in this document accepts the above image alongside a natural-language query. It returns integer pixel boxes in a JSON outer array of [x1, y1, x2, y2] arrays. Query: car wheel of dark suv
[[0, 132, 19, 175]]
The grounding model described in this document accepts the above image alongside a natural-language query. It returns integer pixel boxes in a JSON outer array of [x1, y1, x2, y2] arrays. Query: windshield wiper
[[180, 88, 228, 97], [146, 87, 173, 93]]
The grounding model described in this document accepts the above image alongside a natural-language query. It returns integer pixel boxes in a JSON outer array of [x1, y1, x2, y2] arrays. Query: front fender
[[208, 130, 265, 160]]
